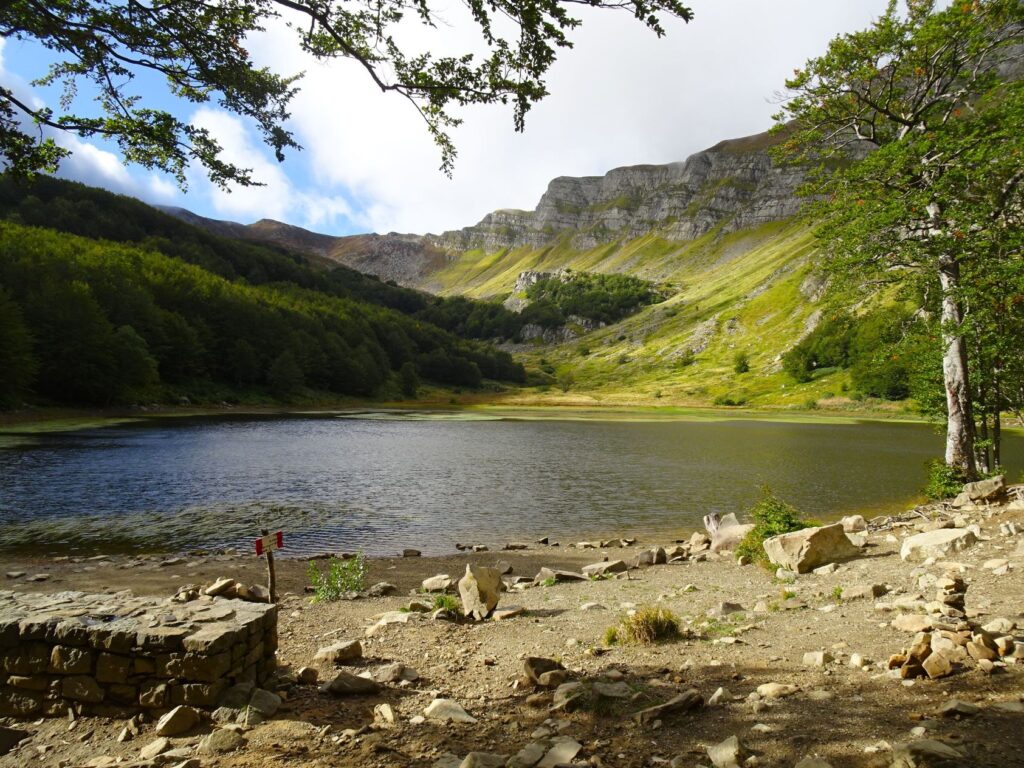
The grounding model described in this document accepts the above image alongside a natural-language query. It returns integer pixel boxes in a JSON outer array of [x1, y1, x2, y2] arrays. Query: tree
[[0, 0, 692, 185], [398, 361, 419, 398], [774, 0, 1024, 477], [268, 349, 304, 396], [0, 289, 35, 408]]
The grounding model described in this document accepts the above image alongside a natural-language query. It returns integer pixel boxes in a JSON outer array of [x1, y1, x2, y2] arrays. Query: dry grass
[[604, 605, 681, 645]]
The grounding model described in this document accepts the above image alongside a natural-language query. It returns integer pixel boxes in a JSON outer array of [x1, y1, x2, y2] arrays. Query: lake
[[0, 412, 1019, 557]]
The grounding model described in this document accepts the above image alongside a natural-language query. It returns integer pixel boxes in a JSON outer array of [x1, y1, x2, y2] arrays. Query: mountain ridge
[[159, 126, 806, 294]]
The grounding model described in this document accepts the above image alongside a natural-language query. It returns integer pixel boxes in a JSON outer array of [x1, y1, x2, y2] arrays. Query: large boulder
[[762, 524, 861, 574], [900, 528, 978, 562], [952, 475, 1006, 507], [458, 564, 502, 621], [704, 513, 754, 552]]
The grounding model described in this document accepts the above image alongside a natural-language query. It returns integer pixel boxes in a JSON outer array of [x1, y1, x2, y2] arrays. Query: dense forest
[[0, 178, 525, 409]]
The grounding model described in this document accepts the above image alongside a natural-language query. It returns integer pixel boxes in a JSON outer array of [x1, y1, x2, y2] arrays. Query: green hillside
[[0, 179, 525, 410], [426, 219, 890, 410]]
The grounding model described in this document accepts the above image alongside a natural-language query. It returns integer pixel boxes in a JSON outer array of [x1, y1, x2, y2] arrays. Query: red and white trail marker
[[254, 531, 284, 556], [255, 528, 283, 604]]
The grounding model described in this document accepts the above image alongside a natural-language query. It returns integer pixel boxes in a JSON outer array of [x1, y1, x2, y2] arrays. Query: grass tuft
[[604, 606, 681, 645]]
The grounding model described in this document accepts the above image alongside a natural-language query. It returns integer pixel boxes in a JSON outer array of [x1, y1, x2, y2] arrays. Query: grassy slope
[[427, 219, 907, 412]]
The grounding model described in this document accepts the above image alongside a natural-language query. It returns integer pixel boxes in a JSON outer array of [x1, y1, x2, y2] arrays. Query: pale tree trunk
[[938, 254, 977, 478]]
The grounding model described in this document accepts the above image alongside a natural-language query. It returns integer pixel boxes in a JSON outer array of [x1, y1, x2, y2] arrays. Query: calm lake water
[[0, 412, 1020, 557]]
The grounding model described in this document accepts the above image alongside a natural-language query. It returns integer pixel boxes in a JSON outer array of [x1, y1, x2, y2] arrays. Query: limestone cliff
[[427, 129, 803, 253]]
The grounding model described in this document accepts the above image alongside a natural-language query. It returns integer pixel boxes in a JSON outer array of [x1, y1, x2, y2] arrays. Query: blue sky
[[2, 1, 892, 237]]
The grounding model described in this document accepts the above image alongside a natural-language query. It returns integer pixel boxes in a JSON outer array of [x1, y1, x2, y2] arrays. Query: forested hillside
[[0, 179, 524, 409]]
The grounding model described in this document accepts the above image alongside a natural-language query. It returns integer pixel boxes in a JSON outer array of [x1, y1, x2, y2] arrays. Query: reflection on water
[[0, 413, 1019, 556]]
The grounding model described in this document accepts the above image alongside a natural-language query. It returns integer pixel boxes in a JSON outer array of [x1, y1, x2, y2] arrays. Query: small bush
[[433, 594, 461, 613], [735, 487, 811, 568], [604, 606, 680, 645], [307, 554, 367, 601], [733, 351, 750, 374], [923, 459, 970, 501]]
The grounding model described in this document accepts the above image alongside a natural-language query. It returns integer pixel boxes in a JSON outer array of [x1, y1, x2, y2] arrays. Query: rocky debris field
[[1, 481, 1023, 768]]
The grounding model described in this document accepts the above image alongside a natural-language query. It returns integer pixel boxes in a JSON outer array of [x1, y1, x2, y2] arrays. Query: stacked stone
[[933, 573, 967, 620], [0, 590, 276, 719]]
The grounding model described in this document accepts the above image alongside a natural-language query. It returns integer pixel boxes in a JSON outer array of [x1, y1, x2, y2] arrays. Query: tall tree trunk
[[938, 255, 977, 478], [993, 369, 1002, 469]]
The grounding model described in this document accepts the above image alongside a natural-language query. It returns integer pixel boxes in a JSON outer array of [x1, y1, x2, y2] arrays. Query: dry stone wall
[[0, 590, 276, 719]]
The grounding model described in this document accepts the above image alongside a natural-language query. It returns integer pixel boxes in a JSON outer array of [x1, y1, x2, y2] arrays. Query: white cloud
[[236, 0, 892, 234], [4, 2, 894, 235], [186, 107, 353, 227]]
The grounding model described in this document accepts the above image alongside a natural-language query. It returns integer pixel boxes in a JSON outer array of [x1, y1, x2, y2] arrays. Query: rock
[[955, 475, 1006, 505], [139, 737, 171, 760], [710, 601, 746, 617], [900, 529, 978, 562], [939, 700, 979, 717], [320, 671, 381, 696], [707, 735, 746, 768], [374, 702, 396, 725], [763, 524, 861, 573], [966, 641, 997, 662], [534, 567, 586, 584], [155, 705, 199, 736], [632, 689, 703, 724], [981, 617, 1016, 634], [372, 662, 418, 683], [842, 584, 888, 601], [460, 753, 509, 768], [366, 610, 420, 636], [552, 682, 586, 711], [591, 681, 632, 700], [314, 639, 362, 664], [367, 582, 398, 597], [537, 739, 582, 768], [803, 651, 832, 667], [198, 729, 246, 754], [813, 562, 840, 575], [582, 560, 628, 578], [249, 688, 281, 717], [424, 698, 477, 723], [508, 741, 548, 768], [890, 739, 964, 767], [403, 548, 421, 557], [435, 754, 463, 768], [756, 683, 798, 699], [840, 515, 868, 533], [422, 574, 454, 592], [892, 615, 934, 633], [492, 560, 513, 575], [922, 653, 953, 679], [492, 606, 525, 620], [458, 564, 502, 620], [203, 577, 237, 597], [795, 759, 833, 768], [297, 666, 319, 684], [524, 657, 566, 686], [581, 602, 606, 611]]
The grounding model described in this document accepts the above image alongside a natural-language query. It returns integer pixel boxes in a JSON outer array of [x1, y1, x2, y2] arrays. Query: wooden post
[[261, 527, 277, 604]]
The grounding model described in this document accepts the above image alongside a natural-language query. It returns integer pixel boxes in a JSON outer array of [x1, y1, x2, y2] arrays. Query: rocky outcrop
[[163, 127, 806, 288], [428, 129, 804, 253]]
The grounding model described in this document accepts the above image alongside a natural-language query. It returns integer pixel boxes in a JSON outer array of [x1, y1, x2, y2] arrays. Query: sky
[[2, 1, 892, 237]]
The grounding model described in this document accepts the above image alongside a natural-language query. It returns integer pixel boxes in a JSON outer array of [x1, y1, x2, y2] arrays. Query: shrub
[[307, 554, 367, 601], [735, 487, 811, 568], [922, 459, 975, 501], [733, 351, 750, 374], [433, 594, 461, 613], [604, 606, 680, 645]]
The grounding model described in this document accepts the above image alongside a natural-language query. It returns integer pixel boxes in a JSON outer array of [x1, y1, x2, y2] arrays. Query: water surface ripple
[[0, 414, 1018, 556]]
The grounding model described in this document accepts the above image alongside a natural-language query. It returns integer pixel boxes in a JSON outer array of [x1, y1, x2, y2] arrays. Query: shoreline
[[0, 399, 941, 434]]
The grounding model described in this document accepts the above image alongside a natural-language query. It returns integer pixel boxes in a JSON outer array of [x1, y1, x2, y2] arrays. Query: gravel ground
[[1, 502, 1023, 768]]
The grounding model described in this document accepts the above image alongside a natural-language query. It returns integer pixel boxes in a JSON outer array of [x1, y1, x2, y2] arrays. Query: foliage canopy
[[0, 0, 692, 183]]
